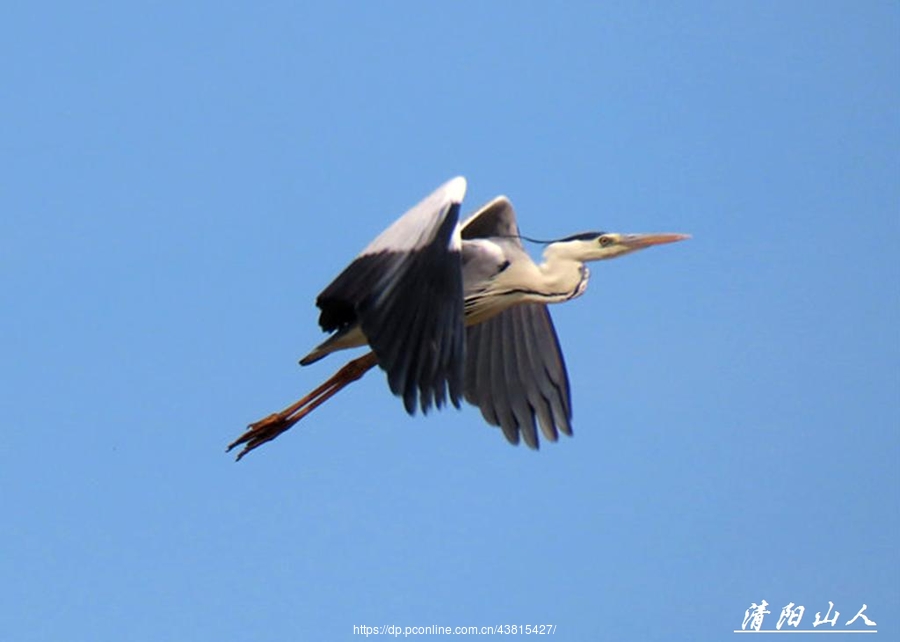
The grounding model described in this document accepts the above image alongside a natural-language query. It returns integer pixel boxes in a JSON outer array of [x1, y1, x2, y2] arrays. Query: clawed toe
[[227, 413, 295, 460]]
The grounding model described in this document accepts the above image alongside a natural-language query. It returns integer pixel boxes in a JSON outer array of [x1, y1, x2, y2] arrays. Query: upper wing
[[461, 195, 521, 241], [463, 303, 572, 448], [460, 196, 573, 448], [314, 177, 467, 414]]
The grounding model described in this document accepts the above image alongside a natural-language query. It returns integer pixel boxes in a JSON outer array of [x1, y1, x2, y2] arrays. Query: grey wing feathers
[[464, 303, 572, 448], [461, 196, 520, 242], [364, 176, 466, 254], [314, 178, 467, 414]]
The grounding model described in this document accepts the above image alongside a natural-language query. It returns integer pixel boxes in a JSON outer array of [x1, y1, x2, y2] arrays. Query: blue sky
[[2, 2, 898, 640]]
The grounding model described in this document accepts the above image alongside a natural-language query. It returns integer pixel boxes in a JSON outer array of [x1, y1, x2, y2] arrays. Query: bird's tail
[[299, 326, 366, 366]]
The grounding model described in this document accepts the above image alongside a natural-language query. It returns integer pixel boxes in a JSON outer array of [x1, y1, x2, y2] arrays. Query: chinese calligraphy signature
[[739, 601, 876, 633]]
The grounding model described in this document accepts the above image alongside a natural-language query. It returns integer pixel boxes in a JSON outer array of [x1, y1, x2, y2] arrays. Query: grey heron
[[228, 177, 688, 459]]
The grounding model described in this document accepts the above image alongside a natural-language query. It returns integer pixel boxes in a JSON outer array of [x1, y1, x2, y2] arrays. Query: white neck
[[463, 241, 590, 325], [535, 244, 589, 302]]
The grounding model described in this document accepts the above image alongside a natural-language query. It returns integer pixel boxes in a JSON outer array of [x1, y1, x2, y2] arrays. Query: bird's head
[[545, 231, 691, 262]]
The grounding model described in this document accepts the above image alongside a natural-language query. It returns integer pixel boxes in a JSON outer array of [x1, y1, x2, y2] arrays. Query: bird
[[228, 177, 689, 460]]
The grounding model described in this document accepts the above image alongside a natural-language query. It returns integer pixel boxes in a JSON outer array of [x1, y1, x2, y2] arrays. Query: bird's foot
[[227, 411, 302, 461], [227, 351, 379, 461]]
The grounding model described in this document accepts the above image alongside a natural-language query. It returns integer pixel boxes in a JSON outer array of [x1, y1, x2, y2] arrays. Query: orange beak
[[620, 233, 692, 249]]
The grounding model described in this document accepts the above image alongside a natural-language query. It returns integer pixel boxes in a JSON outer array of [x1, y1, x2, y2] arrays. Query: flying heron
[[228, 177, 689, 459]]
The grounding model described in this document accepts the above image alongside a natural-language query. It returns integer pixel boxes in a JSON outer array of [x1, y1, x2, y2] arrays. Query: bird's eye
[[598, 236, 612, 247]]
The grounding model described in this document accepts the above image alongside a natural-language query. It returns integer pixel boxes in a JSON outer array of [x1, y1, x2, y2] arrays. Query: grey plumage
[[278, 177, 689, 451]]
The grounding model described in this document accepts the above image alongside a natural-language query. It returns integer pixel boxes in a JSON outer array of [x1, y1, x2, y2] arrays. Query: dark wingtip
[[402, 387, 417, 415]]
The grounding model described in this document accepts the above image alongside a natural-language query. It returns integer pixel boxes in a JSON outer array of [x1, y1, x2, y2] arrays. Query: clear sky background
[[2, 2, 898, 640]]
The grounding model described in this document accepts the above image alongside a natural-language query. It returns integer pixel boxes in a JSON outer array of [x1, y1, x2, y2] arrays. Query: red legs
[[227, 351, 379, 461]]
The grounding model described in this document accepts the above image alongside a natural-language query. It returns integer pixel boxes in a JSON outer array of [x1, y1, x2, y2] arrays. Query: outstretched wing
[[315, 177, 467, 414], [460, 197, 573, 448]]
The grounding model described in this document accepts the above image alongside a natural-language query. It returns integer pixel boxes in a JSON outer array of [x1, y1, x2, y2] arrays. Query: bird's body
[[228, 177, 688, 459], [461, 231, 590, 323], [300, 196, 589, 359]]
